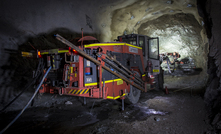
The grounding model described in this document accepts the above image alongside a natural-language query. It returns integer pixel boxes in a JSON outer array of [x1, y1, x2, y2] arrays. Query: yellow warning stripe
[[85, 82, 97, 86], [68, 89, 73, 94], [40, 52, 49, 55], [85, 89, 89, 94], [71, 90, 77, 94], [58, 50, 69, 53], [21, 52, 33, 57], [125, 44, 142, 49], [85, 78, 123, 86], [68, 89, 89, 95], [84, 43, 142, 49], [40, 50, 69, 55], [107, 93, 127, 100], [114, 78, 122, 81], [76, 90, 81, 94]]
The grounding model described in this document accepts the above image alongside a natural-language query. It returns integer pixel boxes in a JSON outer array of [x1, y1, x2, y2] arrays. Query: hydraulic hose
[[0, 77, 36, 113], [0, 59, 44, 113], [166, 58, 172, 73], [0, 66, 51, 134]]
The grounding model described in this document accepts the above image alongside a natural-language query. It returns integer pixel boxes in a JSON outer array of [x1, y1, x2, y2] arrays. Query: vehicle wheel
[[125, 71, 141, 104], [125, 85, 141, 104]]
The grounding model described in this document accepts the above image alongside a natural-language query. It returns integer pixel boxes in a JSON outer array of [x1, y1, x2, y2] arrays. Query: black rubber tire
[[125, 71, 141, 104], [125, 85, 141, 104]]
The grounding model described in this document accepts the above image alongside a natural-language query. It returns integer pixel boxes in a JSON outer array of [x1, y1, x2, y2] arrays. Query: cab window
[[122, 37, 137, 46], [139, 36, 144, 47], [149, 38, 159, 60], [139, 36, 145, 56]]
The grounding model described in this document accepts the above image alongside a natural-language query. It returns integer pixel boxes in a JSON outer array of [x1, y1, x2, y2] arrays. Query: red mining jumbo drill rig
[[36, 34, 163, 108]]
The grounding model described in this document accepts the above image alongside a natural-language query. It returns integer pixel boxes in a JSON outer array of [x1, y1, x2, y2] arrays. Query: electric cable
[[0, 73, 40, 113], [0, 66, 51, 134], [0, 59, 44, 113]]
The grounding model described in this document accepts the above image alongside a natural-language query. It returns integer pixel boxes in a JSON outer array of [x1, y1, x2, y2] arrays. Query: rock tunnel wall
[[108, 0, 208, 89], [203, 0, 221, 113], [197, 0, 221, 132]]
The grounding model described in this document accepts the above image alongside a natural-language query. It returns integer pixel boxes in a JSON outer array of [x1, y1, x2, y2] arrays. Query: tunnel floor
[[0, 90, 210, 134]]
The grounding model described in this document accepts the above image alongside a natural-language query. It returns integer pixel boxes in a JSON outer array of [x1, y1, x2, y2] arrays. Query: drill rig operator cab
[[117, 34, 163, 90], [117, 34, 161, 75]]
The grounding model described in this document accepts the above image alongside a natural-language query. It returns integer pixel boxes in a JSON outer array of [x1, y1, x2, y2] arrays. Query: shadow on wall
[[197, 0, 212, 38], [0, 28, 100, 106]]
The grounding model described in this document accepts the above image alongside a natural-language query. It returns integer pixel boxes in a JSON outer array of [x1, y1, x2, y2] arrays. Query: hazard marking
[[68, 89, 89, 95]]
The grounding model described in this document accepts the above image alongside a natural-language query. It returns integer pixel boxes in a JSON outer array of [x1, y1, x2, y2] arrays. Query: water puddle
[[124, 103, 168, 121]]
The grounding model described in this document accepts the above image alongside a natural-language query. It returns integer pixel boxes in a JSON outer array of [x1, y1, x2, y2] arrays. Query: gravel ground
[[0, 90, 210, 134]]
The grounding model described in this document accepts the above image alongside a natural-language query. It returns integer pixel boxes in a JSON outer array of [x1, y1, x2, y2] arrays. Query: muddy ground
[[0, 89, 211, 134]]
